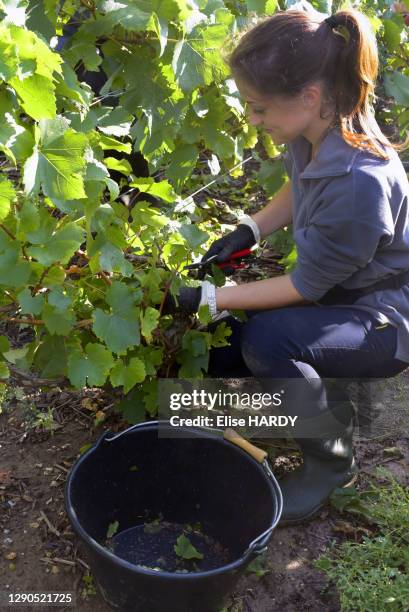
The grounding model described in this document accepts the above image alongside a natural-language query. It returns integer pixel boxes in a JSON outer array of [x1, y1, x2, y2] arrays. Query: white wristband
[[239, 215, 261, 245], [199, 281, 218, 317]]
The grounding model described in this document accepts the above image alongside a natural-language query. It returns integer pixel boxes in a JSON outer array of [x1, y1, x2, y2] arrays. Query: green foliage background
[[0, 0, 408, 419]]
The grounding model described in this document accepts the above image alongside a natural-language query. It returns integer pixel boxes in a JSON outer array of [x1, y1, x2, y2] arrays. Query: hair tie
[[325, 15, 338, 29]]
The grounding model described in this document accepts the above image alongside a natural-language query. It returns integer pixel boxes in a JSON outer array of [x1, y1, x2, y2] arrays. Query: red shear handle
[[228, 248, 252, 259], [216, 248, 253, 270]]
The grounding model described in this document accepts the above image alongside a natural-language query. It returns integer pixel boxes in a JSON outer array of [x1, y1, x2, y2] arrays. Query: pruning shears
[[184, 248, 256, 276]]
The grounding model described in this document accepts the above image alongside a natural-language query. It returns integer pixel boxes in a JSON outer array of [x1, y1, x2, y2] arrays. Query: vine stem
[[3, 317, 44, 325], [75, 319, 93, 328], [158, 270, 178, 317], [32, 266, 53, 295], [1, 317, 93, 329], [0, 224, 30, 260], [99, 271, 113, 286], [0, 224, 15, 240]]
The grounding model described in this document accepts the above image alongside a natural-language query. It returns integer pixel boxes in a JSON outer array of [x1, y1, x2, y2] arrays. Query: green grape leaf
[[0, 245, 31, 287], [172, 23, 229, 93], [129, 178, 177, 203], [24, 118, 88, 200], [98, 243, 134, 276], [17, 288, 44, 315], [10, 74, 56, 120], [0, 92, 35, 164], [0, 26, 18, 80], [10, 24, 62, 79], [210, 321, 232, 347], [130, 202, 169, 229], [117, 387, 146, 424], [383, 19, 402, 53], [26, 223, 85, 266], [177, 353, 208, 377], [25, 0, 55, 40], [384, 71, 409, 106], [151, 12, 168, 58], [105, 176, 120, 201], [141, 378, 158, 415], [198, 304, 212, 324], [0, 176, 15, 221], [174, 534, 204, 560], [65, 42, 103, 72], [279, 243, 297, 272], [136, 345, 163, 376], [209, 263, 226, 287], [0, 336, 10, 353], [165, 143, 198, 188], [92, 308, 141, 355], [104, 156, 132, 175], [246, 0, 277, 13], [3, 346, 29, 364], [99, 134, 132, 153], [257, 159, 286, 198], [176, 330, 210, 377], [33, 333, 75, 378], [181, 331, 211, 358], [54, 63, 92, 107], [47, 287, 72, 310], [139, 0, 187, 21], [42, 303, 76, 335], [42, 266, 66, 287], [140, 306, 160, 342], [16, 199, 40, 240], [0, 361, 9, 379], [172, 37, 205, 93], [106, 520, 119, 539], [179, 224, 209, 249], [110, 357, 146, 393], [96, 106, 133, 138], [105, 281, 140, 312], [140, 267, 167, 299], [67, 342, 114, 388], [91, 1, 154, 34]]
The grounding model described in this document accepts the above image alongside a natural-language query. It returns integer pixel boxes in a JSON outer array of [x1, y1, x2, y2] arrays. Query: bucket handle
[[104, 420, 159, 442], [244, 461, 283, 555], [223, 428, 268, 463], [223, 429, 283, 556]]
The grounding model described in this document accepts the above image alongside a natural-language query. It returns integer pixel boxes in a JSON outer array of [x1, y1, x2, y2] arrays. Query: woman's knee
[[240, 309, 300, 371]]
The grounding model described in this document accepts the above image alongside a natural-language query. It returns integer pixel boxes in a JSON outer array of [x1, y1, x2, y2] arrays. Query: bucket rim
[[65, 420, 282, 579]]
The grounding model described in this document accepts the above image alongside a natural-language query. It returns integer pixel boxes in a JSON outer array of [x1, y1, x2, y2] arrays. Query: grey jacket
[[284, 127, 409, 363]]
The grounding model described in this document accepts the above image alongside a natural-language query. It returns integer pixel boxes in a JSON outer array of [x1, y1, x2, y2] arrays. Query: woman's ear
[[301, 84, 322, 110]]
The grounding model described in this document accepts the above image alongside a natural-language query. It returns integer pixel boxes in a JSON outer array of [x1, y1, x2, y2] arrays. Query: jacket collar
[[290, 127, 361, 179]]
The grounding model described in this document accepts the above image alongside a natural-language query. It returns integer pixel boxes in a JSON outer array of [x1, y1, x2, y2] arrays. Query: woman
[[164, 9, 409, 525]]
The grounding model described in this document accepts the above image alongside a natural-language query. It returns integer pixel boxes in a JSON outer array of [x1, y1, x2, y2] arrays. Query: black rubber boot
[[278, 403, 358, 526]]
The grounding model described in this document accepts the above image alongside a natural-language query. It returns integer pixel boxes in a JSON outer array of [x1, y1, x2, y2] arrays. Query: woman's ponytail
[[327, 10, 404, 159]]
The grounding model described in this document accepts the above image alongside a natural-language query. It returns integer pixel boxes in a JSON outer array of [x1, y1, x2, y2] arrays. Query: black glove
[[161, 286, 201, 315], [199, 224, 256, 279]]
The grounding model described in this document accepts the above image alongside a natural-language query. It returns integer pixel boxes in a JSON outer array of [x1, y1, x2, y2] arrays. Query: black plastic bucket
[[65, 421, 282, 611]]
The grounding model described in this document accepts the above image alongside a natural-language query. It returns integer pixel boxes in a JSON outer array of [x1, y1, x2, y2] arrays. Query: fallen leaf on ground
[[0, 470, 11, 485]]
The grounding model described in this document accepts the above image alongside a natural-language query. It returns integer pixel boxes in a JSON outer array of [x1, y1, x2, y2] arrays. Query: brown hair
[[226, 8, 409, 160]]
